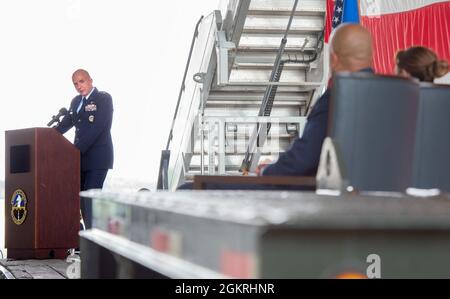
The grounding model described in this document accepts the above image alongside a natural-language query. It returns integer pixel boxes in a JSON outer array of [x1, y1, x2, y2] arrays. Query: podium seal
[[11, 189, 28, 225]]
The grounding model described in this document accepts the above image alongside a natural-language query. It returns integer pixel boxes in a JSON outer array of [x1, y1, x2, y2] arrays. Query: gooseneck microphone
[[47, 108, 68, 127]]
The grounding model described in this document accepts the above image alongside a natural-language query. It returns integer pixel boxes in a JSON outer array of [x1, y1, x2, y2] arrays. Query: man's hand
[[255, 159, 272, 176]]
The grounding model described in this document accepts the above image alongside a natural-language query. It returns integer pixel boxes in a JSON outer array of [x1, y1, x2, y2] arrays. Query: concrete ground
[[0, 259, 78, 279]]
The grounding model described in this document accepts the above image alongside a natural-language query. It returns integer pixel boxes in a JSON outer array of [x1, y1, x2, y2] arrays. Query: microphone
[[47, 108, 68, 127]]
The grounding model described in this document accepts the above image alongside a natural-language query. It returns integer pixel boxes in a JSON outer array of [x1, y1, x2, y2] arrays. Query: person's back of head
[[396, 46, 449, 82], [329, 24, 374, 73]]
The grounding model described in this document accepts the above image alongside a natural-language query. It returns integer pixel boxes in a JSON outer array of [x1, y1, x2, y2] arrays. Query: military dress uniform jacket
[[56, 88, 114, 172]]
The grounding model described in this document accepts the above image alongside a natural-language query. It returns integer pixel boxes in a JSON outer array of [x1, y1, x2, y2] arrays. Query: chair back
[[412, 84, 450, 192], [329, 73, 419, 192]]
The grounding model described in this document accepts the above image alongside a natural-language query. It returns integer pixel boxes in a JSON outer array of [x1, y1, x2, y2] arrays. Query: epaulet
[[98, 91, 111, 96], [71, 95, 81, 103]]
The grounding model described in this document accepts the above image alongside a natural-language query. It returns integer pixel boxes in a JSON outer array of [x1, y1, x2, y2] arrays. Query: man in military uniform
[[258, 24, 374, 177], [56, 69, 114, 229]]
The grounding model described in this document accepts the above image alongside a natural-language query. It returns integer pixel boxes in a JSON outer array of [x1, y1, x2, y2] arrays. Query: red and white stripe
[[360, 0, 449, 16], [359, 0, 450, 75]]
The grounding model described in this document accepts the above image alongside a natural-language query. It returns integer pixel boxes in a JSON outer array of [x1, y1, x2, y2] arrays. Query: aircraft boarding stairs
[[159, 0, 327, 191]]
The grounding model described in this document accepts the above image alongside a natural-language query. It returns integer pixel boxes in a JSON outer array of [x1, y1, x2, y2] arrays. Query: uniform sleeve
[[55, 100, 75, 135], [75, 94, 113, 154], [262, 93, 329, 177]]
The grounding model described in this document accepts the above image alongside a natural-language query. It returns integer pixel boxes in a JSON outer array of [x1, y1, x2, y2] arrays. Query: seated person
[[395, 46, 449, 82], [259, 24, 374, 178], [178, 24, 374, 190]]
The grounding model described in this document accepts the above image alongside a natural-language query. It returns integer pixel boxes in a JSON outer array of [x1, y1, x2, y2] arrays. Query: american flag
[[325, 0, 342, 42], [332, 0, 345, 29]]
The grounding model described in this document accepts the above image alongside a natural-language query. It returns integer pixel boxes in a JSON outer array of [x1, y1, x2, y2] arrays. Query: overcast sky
[[0, 0, 220, 188]]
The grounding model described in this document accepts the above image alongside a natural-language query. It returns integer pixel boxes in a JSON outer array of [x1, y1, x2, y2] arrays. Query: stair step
[[249, 0, 326, 16], [188, 154, 281, 172], [233, 61, 318, 70], [228, 68, 314, 83], [207, 91, 310, 102], [248, 9, 326, 17], [228, 68, 310, 84], [224, 132, 296, 139], [189, 145, 290, 158], [243, 26, 324, 35], [234, 51, 319, 66], [189, 148, 290, 156], [205, 101, 305, 109], [243, 15, 324, 34], [188, 164, 273, 172], [210, 84, 320, 93], [191, 134, 296, 144], [203, 107, 305, 118], [238, 33, 319, 51], [222, 81, 322, 88]]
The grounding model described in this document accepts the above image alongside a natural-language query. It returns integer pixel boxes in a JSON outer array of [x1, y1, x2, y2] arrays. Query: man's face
[[72, 73, 93, 96]]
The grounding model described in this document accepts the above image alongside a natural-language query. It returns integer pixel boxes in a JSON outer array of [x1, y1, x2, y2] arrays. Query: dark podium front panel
[[5, 128, 80, 259]]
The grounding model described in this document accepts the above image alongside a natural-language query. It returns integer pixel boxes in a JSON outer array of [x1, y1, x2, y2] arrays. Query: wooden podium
[[5, 128, 80, 259]]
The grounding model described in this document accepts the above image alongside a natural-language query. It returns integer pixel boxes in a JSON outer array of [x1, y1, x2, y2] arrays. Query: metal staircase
[[159, 0, 327, 191]]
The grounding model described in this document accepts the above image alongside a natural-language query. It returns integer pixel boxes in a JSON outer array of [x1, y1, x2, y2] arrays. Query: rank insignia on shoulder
[[89, 115, 95, 123], [85, 103, 97, 112]]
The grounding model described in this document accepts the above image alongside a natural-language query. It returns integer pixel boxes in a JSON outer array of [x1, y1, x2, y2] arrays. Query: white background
[[0, 0, 220, 190]]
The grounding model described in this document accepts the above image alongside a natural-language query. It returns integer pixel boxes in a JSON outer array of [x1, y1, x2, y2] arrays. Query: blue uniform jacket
[[56, 88, 114, 172], [262, 89, 331, 177]]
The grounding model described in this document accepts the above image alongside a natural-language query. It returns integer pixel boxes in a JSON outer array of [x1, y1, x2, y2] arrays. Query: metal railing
[[196, 116, 307, 176], [157, 16, 204, 190], [165, 16, 205, 152], [159, 11, 222, 190], [159, 0, 252, 190]]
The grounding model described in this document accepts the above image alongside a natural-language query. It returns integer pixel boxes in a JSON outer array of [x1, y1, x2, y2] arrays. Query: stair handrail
[[240, 0, 300, 173], [165, 16, 205, 151], [164, 12, 222, 190], [157, 16, 204, 190]]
